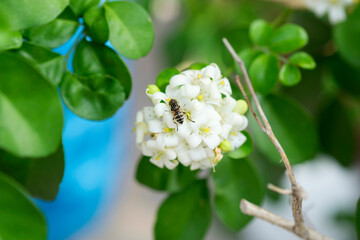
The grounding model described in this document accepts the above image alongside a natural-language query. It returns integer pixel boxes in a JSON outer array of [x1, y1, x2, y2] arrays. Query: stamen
[[197, 95, 204, 101], [197, 74, 201, 79], [166, 98, 170, 102], [231, 132, 237, 136], [164, 128, 170, 133], [220, 80, 225, 85], [205, 128, 210, 133]]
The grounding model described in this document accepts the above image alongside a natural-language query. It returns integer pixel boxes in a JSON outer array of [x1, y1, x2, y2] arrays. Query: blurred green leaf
[[289, 52, 316, 70], [0, 145, 64, 200], [213, 156, 264, 231], [70, 0, 100, 16], [227, 131, 253, 159], [237, 48, 261, 70], [15, 42, 66, 86], [279, 64, 301, 86], [24, 7, 79, 49], [318, 99, 355, 167], [0, 30, 22, 51], [156, 68, 179, 92], [249, 53, 279, 95], [73, 39, 132, 98], [327, 55, 360, 98], [334, 6, 360, 68], [0, 0, 68, 30], [136, 156, 197, 192], [249, 94, 318, 164], [356, 198, 360, 239], [0, 52, 63, 158], [60, 72, 125, 120], [155, 180, 211, 240], [270, 23, 308, 54], [189, 62, 208, 70], [104, 1, 154, 59], [249, 19, 273, 46], [0, 172, 46, 240], [84, 6, 109, 44]]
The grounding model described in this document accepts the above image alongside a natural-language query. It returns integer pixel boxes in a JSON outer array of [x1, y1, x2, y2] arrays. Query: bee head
[[169, 99, 178, 109]]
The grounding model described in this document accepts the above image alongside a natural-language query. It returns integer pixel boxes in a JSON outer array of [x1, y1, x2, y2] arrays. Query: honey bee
[[169, 99, 194, 130]]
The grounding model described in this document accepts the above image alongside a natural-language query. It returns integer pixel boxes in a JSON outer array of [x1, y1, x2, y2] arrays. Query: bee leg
[[173, 117, 179, 131], [184, 111, 195, 123]]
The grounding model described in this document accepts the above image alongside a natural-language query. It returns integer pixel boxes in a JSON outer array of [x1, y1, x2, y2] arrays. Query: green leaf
[[0, 145, 64, 200], [155, 180, 211, 240], [213, 156, 264, 231], [189, 62, 208, 70], [73, 39, 132, 99], [0, 0, 68, 30], [136, 156, 197, 192], [15, 42, 66, 86], [156, 68, 179, 92], [318, 99, 356, 167], [0, 52, 63, 158], [249, 53, 279, 95], [70, 0, 100, 16], [356, 198, 360, 240], [289, 52, 316, 70], [270, 23, 308, 54], [279, 64, 301, 86], [249, 19, 274, 46], [327, 55, 360, 98], [84, 6, 109, 44], [0, 30, 22, 51], [227, 131, 253, 159], [0, 172, 46, 240], [104, 1, 154, 59], [238, 48, 261, 70], [334, 6, 360, 67], [24, 7, 79, 48], [248, 94, 318, 164], [60, 72, 125, 120]]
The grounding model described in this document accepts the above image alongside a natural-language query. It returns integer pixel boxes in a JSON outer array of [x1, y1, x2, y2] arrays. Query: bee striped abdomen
[[173, 111, 184, 124]]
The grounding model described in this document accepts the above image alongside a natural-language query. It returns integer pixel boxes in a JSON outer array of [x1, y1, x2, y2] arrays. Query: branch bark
[[222, 38, 330, 240]]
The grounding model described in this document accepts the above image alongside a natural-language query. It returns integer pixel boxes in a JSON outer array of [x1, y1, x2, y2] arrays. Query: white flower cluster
[[135, 63, 248, 171], [305, 0, 356, 24]]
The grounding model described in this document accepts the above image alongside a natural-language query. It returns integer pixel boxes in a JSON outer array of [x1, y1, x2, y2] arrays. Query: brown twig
[[240, 200, 331, 240], [267, 183, 292, 195], [223, 38, 330, 240]]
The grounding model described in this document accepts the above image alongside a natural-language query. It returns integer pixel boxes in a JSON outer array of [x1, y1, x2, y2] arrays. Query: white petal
[[163, 112, 177, 129], [170, 74, 189, 87], [155, 134, 166, 149], [202, 133, 221, 149], [150, 157, 164, 168], [177, 151, 192, 166], [165, 160, 179, 170], [229, 132, 247, 150], [220, 123, 232, 138], [199, 159, 212, 169], [177, 122, 192, 138], [148, 120, 163, 133], [190, 162, 201, 171], [136, 111, 144, 123], [201, 63, 221, 80], [154, 103, 168, 117], [181, 84, 200, 98], [188, 147, 207, 161], [186, 133, 202, 148], [165, 148, 177, 160], [141, 142, 153, 156], [164, 134, 179, 147], [204, 147, 215, 158], [329, 6, 346, 24], [143, 107, 157, 121]]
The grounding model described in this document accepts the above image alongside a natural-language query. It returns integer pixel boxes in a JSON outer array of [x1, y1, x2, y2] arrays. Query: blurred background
[[34, 0, 360, 239]]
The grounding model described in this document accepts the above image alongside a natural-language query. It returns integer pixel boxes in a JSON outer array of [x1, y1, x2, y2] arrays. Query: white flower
[[135, 63, 249, 170], [305, 0, 355, 24]]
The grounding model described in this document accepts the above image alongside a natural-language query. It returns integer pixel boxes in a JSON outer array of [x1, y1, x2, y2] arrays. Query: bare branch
[[267, 183, 292, 195], [222, 38, 328, 240], [240, 200, 332, 240]]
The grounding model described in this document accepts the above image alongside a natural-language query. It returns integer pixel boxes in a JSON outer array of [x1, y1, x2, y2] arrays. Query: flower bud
[[219, 140, 232, 152], [146, 84, 160, 95], [233, 99, 248, 115]]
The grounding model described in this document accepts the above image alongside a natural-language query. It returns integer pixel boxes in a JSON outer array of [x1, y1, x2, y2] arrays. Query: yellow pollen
[[166, 98, 170, 102], [186, 112, 191, 118], [231, 132, 237, 136], [220, 80, 225, 85], [164, 128, 170, 133], [197, 95, 204, 101], [155, 156, 160, 160], [197, 74, 201, 79], [205, 128, 210, 133]]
